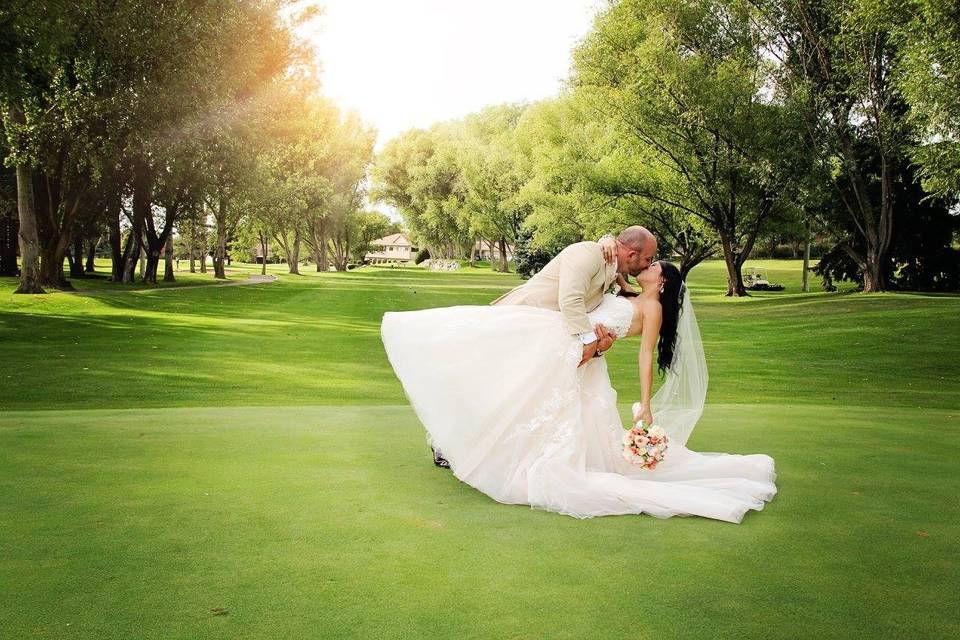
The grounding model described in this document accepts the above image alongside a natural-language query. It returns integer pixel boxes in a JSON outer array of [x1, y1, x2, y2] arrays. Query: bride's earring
[[659, 280, 665, 294]]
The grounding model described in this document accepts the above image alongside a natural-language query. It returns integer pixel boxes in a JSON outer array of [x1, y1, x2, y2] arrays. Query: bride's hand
[[616, 273, 636, 294], [633, 404, 654, 426], [599, 235, 617, 264]]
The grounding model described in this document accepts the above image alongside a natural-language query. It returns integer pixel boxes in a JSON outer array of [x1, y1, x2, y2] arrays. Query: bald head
[[616, 226, 657, 277], [618, 226, 656, 251]]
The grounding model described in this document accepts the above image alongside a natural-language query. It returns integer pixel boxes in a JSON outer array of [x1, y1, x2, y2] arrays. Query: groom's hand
[[579, 341, 599, 366], [594, 323, 616, 354], [597, 332, 616, 353]]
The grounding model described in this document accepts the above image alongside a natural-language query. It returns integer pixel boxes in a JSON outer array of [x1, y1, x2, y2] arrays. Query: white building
[[474, 239, 515, 262], [366, 233, 419, 264]]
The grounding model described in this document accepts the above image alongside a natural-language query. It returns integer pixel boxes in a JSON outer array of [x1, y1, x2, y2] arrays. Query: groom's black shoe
[[432, 447, 451, 469]]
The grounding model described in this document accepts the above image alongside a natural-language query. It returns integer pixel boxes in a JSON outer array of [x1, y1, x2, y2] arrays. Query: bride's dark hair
[[657, 261, 685, 374]]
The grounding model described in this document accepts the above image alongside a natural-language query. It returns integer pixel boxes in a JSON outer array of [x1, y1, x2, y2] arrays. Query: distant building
[[250, 242, 275, 264], [366, 233, 419, 264], [474, 239, 515, 262]]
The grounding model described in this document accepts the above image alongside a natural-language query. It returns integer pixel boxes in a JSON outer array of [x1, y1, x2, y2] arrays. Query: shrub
[[514, 229, 563, 279]]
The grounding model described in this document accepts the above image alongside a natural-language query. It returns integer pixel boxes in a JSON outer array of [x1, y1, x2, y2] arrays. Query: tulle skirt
[[381, 305, 777, 523]]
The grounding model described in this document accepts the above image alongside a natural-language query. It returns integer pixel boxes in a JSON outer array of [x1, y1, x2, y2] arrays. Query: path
[[66, 273, 278, 296]]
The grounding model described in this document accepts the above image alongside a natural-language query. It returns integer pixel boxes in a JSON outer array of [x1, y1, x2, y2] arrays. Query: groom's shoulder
[[559, 241, 602, 263], [560, 240, 599, 254]]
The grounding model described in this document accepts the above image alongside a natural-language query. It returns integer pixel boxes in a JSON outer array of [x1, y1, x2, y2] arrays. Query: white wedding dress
[[381, 292, 777, 523]]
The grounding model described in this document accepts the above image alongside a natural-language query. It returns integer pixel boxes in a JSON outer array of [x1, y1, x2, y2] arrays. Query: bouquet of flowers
[[622, 422, 668, 470]]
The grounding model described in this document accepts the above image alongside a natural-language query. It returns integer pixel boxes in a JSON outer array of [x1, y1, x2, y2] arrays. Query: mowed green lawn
[[1, 259, 958, 639]]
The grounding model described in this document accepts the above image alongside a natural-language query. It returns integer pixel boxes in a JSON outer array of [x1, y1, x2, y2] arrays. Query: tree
[[372, 126, 471, 260], [0, 0, 302, 290], [458, 104, 530, 272], [235, 173, 281, 276], [895, 0, 960, 200], [814, 145, 960, 291], [574, 0, 803, 295], [514, 227, 564, 278], [515, 94, 719, 280], [0, 0, 72, 292], [755, 0, 912, 292], [313, 110, 375, 272], [348, 211, 397, 263]]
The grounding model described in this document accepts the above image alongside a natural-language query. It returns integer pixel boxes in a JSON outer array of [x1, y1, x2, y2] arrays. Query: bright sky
[[303, 0, 602, 149]]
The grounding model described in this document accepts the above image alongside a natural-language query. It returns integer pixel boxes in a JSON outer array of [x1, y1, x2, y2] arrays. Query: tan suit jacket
[[491, 241, 617, 335]]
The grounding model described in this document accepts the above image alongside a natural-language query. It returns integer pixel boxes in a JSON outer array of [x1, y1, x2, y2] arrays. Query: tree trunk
[[835, 130, 892, 292], [34, 171, 77, 290], [38, 236, 72, 289], [258, 230, 268, 276], [319, 219, 328, 272], [123, 157, 150, 283], [189, 221, 196, 273], [214, 196, 227, 279], [276, 228, 301, 275], [109, 196, 124, 282], [720, 235, 747, 297], [679, 256, 703, 282], [85, 237, 98, 273], [143, 203, 176, 285], [69, 232, 84, 278], [142, 251, 157, 283], [498, 237, 508, 273], [801, 220, 811, 293], [289, 228, 301, 275], [842, 236, 889, 293], [163, 232, 175, 282], [11, 158, 45, 294], [724, 257, 746, 296], [36, 189, 74, 290], [310, 223, 322, 271], [860, 251, 887, 293]]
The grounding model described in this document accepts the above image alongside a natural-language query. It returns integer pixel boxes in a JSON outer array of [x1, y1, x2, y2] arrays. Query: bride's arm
[[634, 304, 662, 425], [616, 273, 638, 297], [598, 234, 617, 264]]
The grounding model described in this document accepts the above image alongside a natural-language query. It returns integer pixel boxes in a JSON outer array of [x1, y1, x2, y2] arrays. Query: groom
[[493, 226, 658, 360], [431, 226, 658, 468]]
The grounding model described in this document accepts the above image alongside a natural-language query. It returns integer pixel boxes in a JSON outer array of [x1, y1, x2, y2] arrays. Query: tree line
[[3, 0, 957, 296], [371, 0, 959, 295], [0, 0, 384, 294]]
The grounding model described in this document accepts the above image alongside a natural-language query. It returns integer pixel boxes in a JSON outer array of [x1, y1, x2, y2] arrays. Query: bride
[[381, 256, 777, 524]]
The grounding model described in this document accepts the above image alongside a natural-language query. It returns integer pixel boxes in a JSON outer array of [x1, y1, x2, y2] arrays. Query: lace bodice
[[587, 293, 635, 338]]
